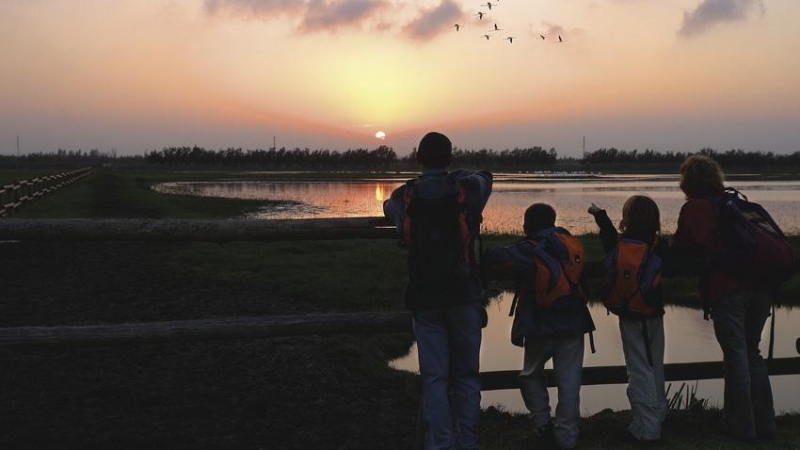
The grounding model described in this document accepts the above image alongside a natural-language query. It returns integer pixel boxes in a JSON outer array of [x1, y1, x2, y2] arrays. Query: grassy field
[[1, 167, 799, 450]]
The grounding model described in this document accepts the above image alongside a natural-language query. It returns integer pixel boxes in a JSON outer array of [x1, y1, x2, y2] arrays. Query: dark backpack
[[601, 238, 662, 317], [712, 187, 795, 285], [401, 176, 476, 306]]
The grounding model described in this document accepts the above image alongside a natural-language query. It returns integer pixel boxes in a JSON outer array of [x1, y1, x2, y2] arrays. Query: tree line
[[582, 147, 800, 168], [141, 145, 559, 170], [3, 145, 800, 171]]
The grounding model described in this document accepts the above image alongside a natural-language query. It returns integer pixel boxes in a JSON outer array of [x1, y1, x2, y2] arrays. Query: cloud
[[403, 0, 464, 41], [679, 0, 765, 38], [204, 0, 302, 17], [204, 0, 386, 33], [300, 0, 385, 32]]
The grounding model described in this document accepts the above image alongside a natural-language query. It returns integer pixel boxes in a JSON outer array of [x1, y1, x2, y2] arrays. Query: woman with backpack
[[671, 154, 776, 441], [588, 195, 669, 443]]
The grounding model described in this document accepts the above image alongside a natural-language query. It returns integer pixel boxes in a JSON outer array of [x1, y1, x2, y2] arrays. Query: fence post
[[0, 168, 91, 216]]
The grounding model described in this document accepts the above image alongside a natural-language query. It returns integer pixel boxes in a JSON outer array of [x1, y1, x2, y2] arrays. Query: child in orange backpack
[[484, 203, 595, 450], [588, 195, 669, 443]]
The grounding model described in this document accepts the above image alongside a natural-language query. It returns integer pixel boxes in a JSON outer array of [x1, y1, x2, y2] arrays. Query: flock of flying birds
[[453, 1, 563, 44]]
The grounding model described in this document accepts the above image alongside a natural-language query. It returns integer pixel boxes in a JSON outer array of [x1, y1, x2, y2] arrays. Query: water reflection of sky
[[389, 292, 800, 416], [155, 174, 800, 234], [153, 176, 800, 235]]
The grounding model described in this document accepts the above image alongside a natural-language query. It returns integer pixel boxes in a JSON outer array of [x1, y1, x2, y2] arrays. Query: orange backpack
[[528, 228, 587, 308], [601, 238, 662, 317]]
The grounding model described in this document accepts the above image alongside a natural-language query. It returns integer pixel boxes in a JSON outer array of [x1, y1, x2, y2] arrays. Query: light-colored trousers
[[619, 315, 668, 440], [413, 303, 483, 450], [519, 335, 585, 450]]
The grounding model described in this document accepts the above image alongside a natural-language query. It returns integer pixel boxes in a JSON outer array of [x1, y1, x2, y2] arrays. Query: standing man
[[384, 132, 493, 450]]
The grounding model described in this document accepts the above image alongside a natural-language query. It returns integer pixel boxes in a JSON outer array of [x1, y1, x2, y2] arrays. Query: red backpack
[[400, 176, 476, 306], [712, 188, 795, 285]]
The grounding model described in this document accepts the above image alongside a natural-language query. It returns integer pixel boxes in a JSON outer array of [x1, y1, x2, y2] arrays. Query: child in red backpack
[[588, 195, 669, 443]]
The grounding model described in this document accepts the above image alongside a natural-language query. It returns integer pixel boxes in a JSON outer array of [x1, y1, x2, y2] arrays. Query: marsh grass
[[667, 381, 711, 411]]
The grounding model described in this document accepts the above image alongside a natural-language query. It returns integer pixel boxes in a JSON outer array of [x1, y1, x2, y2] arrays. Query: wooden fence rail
[[0, 167, 92, 217], [0, 311, 798, 390], [0, 217, 798, 392], [0, 217, 396, 242]]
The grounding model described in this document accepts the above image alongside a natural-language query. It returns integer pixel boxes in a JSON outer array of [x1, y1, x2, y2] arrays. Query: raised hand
[[588, 203, 603, 216]]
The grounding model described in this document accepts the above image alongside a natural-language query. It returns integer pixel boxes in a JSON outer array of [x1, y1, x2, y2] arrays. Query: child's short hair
[[524, 203, 556, 235], [415, 132, 452, 168], [679, 154, 725, 198], [619, 195, 661, 240]]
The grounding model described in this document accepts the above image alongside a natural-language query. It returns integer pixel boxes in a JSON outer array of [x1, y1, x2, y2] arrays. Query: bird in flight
[[485, 2, 495, 10], [539, 34, 546, 41], [558, 35, 563, 43], [482, 34, 491, 40], [505, 36, 515, 43], [454, 24, 461, 31], [474, 11, 484, 19], [491, 23, 501, 31]]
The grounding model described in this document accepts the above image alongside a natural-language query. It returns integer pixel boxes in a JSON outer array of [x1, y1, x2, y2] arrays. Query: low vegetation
[[1, 167, 798, 449]]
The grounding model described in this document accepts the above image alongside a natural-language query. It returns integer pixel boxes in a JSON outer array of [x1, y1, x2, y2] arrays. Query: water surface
[[153, 173, 800, 235], [152, 173, 800, 414], [389, 292, 800, 416]]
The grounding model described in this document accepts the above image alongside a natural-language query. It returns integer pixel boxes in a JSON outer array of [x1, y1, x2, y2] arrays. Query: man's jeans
[[519, 335, 585, 450], [413, 302, 483, 450], [712, 289, 776, 440], [619, 316, 667, 440]]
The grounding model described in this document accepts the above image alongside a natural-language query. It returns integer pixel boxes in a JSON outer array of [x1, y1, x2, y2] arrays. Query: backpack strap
[[400, 179, 417, 247], [768, 301, 776, 361], [530, 242, 563, 293], [508, 280, 520, 317]]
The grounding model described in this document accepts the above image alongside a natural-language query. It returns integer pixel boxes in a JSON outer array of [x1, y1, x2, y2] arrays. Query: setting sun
[[375, 131, 386, 140]]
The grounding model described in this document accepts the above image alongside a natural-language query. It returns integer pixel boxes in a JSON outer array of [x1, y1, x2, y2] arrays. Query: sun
[[375, 131, 386, 140]]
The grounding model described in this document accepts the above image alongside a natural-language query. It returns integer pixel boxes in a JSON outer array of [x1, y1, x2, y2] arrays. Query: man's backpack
[[601, 238, 662, 317], [401, 176, 476, 304], [526, 227, 587, 308], [712, 187, 795, 285]]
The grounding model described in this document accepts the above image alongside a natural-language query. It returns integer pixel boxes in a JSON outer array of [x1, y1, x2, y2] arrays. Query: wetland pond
[[153, 172, 800, 235], [154, 172, 800, 415]]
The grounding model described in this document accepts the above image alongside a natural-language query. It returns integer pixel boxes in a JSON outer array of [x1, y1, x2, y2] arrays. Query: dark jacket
[[483, 228, 595, 346], [671, 196, 754, 304], [384, 168, 493, 311], [592, 209, 669, 317]]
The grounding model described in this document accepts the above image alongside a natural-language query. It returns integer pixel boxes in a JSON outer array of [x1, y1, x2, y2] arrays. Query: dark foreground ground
[[1, 168, 800, 449], [1, 240, 799, 450]]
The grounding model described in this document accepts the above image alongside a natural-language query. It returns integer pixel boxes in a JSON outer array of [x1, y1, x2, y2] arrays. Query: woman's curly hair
[[679, 154, 725, 198]]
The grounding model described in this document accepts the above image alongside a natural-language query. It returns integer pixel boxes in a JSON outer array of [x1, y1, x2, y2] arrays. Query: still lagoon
[[153, 172, 800, 415], [153, 173, 800, 235]]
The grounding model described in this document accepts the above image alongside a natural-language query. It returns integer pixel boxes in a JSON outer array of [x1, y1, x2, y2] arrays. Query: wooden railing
[[0, 168, 92, 217], [0, 216, 798, 391]]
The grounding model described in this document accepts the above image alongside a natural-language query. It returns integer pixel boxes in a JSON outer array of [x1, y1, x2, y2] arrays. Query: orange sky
[[1, 0, 799, 156]]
